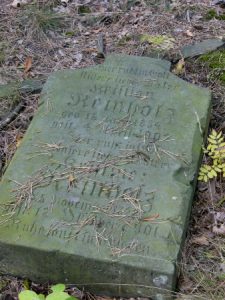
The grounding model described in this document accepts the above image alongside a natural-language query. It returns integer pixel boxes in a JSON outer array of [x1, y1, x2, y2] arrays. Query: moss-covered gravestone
[[0, 55, 211, 299]]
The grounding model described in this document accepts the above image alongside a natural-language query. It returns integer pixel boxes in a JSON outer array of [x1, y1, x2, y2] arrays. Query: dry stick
[[0, 100, 25, 130], [0, 79, 44, 130]]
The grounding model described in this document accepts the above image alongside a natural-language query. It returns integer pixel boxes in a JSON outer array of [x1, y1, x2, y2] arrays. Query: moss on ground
[[205, 9, 225, 21], [138, 34, 175, 50], [117, 35, 132, 46], [78, 5, 91, 14], [0, 42, 5, 65], [0, 50, 5, 65], [199, 50, 225, 84], [139, 34, 167, 44], [18, 5, 67, 35]]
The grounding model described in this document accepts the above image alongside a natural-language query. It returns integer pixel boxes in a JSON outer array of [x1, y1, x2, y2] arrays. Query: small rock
[[181, 38, 225, 59], [193, 23, 204, 30], [219, 263, 225, 272], [212, 0, 225, 8], [74, 53, 83, 66], [153, 275, 168, 287]]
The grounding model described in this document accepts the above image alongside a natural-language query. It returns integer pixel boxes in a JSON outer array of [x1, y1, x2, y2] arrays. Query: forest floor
[[1, 0, 225, 299]]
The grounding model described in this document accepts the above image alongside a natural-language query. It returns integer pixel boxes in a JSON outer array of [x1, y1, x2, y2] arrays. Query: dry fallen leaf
[[92, 28, 103, 34], [24, 56, 32, 74], [83, 48, 97, 54], [191, 235, 209, 246], [173, 58, 185, 75], [213, 224, 225, 235], [16, 135, 23, 148], [186, 30, 194, 37], [68, 174, 76, 189]]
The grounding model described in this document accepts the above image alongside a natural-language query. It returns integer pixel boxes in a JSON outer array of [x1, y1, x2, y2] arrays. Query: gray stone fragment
[[153, 275, 168, 287], [0, 79, 44, 99], [181, 39, 225, 59]]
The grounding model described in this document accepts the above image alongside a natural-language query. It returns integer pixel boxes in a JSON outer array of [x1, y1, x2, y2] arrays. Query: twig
[[186, 9, 191, 23], [0, 100, 25, 130]]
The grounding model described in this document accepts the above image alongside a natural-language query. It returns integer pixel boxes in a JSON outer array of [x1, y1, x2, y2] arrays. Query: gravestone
[[0, 55, 211, 299]]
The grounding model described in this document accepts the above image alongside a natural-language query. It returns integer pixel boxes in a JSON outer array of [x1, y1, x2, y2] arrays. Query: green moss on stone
[[199, 50, 225, 83]]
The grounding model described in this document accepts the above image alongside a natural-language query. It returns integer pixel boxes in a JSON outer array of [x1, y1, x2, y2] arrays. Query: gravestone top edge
[[42, 54, 210, 100], [104, 54, 171, 70]]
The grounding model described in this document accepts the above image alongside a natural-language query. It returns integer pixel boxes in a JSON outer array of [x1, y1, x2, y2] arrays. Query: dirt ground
[[1, 0, 225, 299]]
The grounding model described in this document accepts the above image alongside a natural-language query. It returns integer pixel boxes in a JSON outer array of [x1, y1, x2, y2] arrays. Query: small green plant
[[199, 50, 225, 84], [0, 41, 7, 65], [19, 284, 77, 300], [205, 9, 225, 21], [198, 130, 225, 182], [0, 49, 5, 65], [30, 9, 66, 32], [18, 5, 66, 37], [78, 5, 91, 14], [117, 35, 132, 46]]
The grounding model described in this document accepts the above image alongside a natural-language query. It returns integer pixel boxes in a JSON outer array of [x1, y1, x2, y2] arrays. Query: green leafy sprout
[[19, 283, 78, 300], [198, 130, 225, 182]]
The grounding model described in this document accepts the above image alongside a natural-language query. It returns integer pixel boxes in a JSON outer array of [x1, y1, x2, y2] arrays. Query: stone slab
[[0, 79, 44, 99], [0, 54, 211, 299], [181, 39, 225, 59]]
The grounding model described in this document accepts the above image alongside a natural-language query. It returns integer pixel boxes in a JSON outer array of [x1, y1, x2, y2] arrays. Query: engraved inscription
[[4, 59, 189, 260]]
